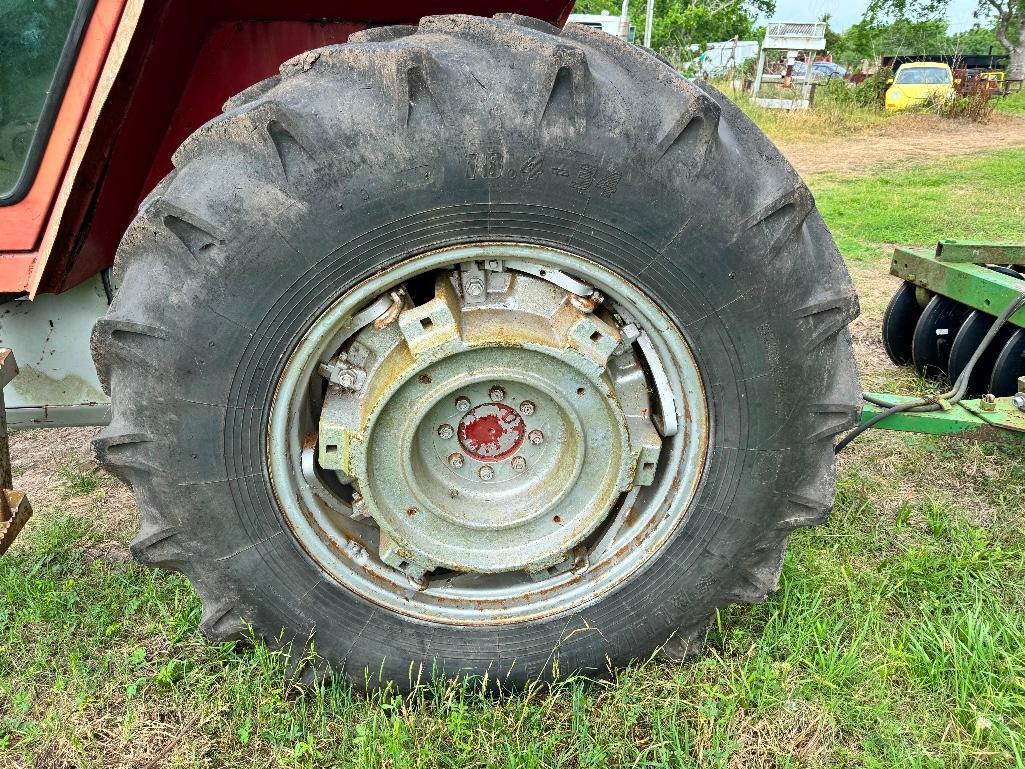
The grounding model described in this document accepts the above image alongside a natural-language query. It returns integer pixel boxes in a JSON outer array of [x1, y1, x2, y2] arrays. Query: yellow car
[[885, 62, 956, 111]]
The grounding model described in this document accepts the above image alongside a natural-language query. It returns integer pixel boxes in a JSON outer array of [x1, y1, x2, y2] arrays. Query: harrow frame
[[863, 240, 1025, 441], [892, 241, 1025, 326]]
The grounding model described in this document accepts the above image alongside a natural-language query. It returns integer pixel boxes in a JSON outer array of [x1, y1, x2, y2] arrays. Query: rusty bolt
[[511, 456, 527, 472], [489, 386, 506, 402], [528, 429, 544, 445], [981, 393, 997, 412], [570, 291, 603, 314], [571, 550, 589, 574], [519, 400, 536, 416], [347, 541, 366, 560], [408, 574, 430, 591], [455, 396, 471, 412], [372, 290, 404, 329], [337, 370, 357, 389], [448, 453, 465, 469], [437, 424, 455, 440], [465, 278, 485, 298], [478, 465, 495, 481]]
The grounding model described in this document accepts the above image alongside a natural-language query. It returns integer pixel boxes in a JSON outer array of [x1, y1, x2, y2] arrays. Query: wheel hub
[[457, 402, 524, 461], [318, 269, 657, 577]]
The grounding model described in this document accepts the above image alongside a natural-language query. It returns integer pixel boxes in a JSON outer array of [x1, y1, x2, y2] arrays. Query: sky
[[763, 0, 984, 32]]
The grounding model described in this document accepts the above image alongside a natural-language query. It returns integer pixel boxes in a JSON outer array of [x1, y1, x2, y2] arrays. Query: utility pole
[[643, 0, 654, 48], [617, 0, 630, 40]]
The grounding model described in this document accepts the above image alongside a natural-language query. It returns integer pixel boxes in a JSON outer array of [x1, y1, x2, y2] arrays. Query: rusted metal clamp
[[0, 349, 32, 556]]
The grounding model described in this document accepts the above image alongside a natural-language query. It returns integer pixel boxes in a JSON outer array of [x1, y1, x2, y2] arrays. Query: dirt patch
[[9, 425, 138, 548], [803, 251, 923, 394], [845, 257, 913, 392], [778, 112, 1025, 177]]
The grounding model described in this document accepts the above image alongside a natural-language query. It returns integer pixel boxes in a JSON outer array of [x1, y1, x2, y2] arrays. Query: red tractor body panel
[[0, 0, 574, 297]]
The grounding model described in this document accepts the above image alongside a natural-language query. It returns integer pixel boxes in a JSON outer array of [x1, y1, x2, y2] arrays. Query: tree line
[[572, 0, 1023, 79]]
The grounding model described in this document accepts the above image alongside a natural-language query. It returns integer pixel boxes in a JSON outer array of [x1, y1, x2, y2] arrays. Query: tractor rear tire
[[92, 14, 859, 690]]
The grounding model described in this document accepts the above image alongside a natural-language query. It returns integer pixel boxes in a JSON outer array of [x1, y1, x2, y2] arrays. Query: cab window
[[0, 0, 90, 204], [895, 67, 952, 85]]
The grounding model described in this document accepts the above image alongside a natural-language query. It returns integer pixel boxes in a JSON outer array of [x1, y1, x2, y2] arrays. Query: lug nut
[[519, 400, 536, 416], [455, 396, 471, 412], [449, 453, 465, 468], [478, 465, 495, 481], [511, 456, 527, 471], [437, 424, 454, 440], [1013, 393, 1025, 412], [465, 278, 485, 298], [489, 386, 506, 402], [347, 541, 366, 560], [528, 429, 544, 445]]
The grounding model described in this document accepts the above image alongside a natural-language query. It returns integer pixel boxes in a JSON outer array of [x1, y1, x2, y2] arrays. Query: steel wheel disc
[[882, 281, 925, 366], [267, 243, 709, 624], [911, 295, 971, 380], [948, 311, 1014, 397], [989, 327, 1025, 397]]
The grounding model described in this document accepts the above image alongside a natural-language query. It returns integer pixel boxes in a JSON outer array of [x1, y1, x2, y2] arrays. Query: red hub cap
[[457, 402, 526, 462]]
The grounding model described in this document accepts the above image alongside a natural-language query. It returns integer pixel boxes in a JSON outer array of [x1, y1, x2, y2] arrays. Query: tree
[[868, 0, 1025, 79], [573, 0, 773, 56], [820, 13, 844, 53], [948, 24, 1004, 55], [835, 16, 949, 63]]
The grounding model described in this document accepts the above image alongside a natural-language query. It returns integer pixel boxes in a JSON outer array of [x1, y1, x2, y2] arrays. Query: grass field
[[996, 90, 1025, 116], [3, 144, 1025, 765], [815, 147, 1025, 262]]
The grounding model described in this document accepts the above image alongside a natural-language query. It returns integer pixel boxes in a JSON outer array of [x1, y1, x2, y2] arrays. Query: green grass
[[56, 462, 101, 499], [811, 147, 1025, 261], [4, 151, 1025, 768], [996, 89, 1025, 116], [4, 438, 1025, 767]]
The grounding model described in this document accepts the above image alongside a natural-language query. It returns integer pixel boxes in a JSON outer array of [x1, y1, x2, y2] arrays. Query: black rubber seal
[[0, 0, 99, 207]]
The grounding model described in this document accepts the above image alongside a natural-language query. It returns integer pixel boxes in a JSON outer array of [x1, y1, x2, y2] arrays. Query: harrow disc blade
[[912, 295, 972, 381], [882, 281, 924, 366], [988, 265, 1024, 279], [989, 328, 1025, 397], [948, 311, 1014, 397]]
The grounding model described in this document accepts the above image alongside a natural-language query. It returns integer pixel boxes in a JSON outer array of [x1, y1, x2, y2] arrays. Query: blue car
[[793, 61, 848, 81]]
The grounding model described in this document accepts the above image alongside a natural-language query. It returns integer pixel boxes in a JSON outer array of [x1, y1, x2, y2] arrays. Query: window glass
[[895, 67, 952, 85], [0, 0, 84, 200]]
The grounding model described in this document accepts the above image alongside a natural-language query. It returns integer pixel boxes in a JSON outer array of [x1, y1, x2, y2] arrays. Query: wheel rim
[[268, 243, 708, 624]]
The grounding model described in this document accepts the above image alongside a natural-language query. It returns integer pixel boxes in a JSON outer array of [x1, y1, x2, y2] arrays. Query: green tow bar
[[860, 391, 1025, 441]]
